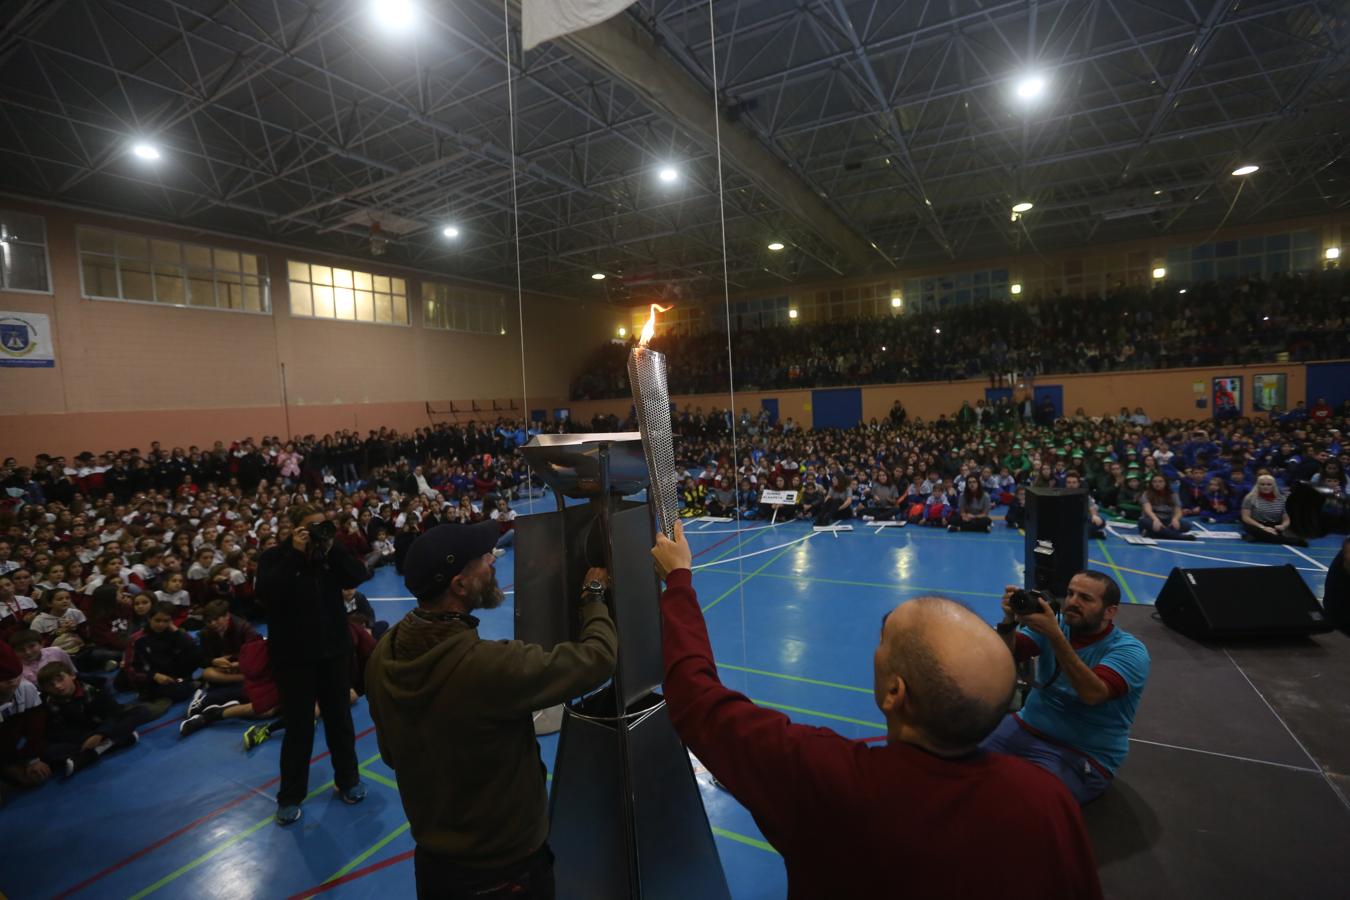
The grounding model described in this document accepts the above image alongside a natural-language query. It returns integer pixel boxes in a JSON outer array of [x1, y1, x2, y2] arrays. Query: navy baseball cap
[[404, 521, 500, 601]]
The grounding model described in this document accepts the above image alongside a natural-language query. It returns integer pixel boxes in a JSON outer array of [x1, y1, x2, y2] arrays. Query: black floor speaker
[[1025, 487, 1089, 598], [1155, 565, 1334, 639]]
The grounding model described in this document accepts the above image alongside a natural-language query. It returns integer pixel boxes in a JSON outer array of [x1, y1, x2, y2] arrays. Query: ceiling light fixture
[[131, 142, 161, 161], [1152, 267, 1167, 279], [1015, 75, 1046, 100], [1010, 283, 1022, 295], [1231, 164, 1260, 176], [767, 241, 785, 251], [1326, 247, 1341, 260], [658, 166, 678, 183], [372, 0, 416, 31], [890, 296, 902, 308], [1011, 201, 1034, 213], [618, 327, 627, 337], [442, 226, 459, 238], [788, 308, 798, 319], [591, 273, 606, 281]]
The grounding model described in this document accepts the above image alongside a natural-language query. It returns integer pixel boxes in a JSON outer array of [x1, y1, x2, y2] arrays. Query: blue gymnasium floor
[[6, 514, 1346, 900]]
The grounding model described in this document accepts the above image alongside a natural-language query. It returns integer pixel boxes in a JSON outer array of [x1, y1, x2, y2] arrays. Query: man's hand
[[152, 673, 178, 685], [651, 520, 693, 582], [999, 585, 1019, 624], [1016, 598, 1061, 638], [291, 527, 311, 554], [81, 734, 106, 752], [581, 568, 610, 595], [26, 759, 52, 783]]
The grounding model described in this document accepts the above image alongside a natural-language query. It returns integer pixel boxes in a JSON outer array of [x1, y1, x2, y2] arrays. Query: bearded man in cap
[[365, 521, 617, 900]]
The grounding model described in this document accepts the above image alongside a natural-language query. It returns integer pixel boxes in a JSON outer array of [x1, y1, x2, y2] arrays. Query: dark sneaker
[[63, 749, 99, 778], [198, 700, 240, 717], [336, 782, 367, 805], [275, 804, 302, 826], [179, 713, 213, 738], [113, 731, 140, 750]]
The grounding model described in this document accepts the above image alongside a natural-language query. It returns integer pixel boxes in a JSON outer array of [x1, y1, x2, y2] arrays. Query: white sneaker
[[186, 687, 208, 718], [492, 548, 507, 558], [861, 515, 875, 522]]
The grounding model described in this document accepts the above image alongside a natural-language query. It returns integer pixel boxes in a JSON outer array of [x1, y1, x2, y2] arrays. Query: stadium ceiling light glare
[[788, 308, 798, 319], [934, 327, 942, 334], [767, 241, 785, 251], [442, 226, 459, 238], [1015, 74, 1046, 101], [591, 272, 606, 281], [131, 142, 161, 161], [890, 296, 902, 308], [1326, 247, 1341, 260], [658, 166, 679, 183], [1011, 201, 1034, 213], [1179, 288, 1188, 294], [1010, 283, 1023, 295], [1152, 267, 1167, 279], [372, 0, 415, 31], [881, 345, 887, 352], [1231, 164, 1260, 176], [618, 327, 627, 337]]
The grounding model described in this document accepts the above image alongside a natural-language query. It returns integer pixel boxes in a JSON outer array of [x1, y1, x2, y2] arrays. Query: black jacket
[[258, 542, 369, 665], [44, 682, 128, 743]]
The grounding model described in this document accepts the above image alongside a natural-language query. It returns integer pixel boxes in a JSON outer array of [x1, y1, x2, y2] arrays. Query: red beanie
[[0, 641, 22, 680]]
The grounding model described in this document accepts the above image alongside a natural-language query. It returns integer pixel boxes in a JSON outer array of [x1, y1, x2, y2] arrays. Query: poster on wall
[[1212, 376, 1242, 419], [0, 312, 55, 368], [1252, 374, 1287, 413]]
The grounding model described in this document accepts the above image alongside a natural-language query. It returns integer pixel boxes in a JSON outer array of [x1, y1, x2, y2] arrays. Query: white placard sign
[[760, 490, 799, 505], [0, 311, 55, 367]]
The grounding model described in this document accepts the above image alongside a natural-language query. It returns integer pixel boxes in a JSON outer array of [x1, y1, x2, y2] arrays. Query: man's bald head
[[874, 597, 1016, 755]]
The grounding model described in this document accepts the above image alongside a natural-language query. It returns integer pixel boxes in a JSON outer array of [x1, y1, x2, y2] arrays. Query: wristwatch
[[582, 579, 606, 598]]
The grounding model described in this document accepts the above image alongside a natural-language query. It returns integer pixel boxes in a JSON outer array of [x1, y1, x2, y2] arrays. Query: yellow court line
[[1088, 558, 1168, 580]]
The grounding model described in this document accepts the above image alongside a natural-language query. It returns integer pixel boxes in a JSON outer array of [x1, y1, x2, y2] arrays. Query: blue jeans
[[980, 715, 1111, 805]]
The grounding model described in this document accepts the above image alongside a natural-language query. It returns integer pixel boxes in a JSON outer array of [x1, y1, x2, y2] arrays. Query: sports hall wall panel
[[0, 199, 618, 460]]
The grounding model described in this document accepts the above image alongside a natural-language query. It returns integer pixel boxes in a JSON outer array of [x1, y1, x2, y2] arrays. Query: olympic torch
[[627, 304, 679, 538]]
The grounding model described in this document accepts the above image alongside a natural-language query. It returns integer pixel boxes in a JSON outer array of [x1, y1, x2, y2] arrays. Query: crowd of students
[[0, 427, 529, 803], [661, 397, 1350, 543], [2, 394, 1347, 802], [572, 273, 1350, 399]]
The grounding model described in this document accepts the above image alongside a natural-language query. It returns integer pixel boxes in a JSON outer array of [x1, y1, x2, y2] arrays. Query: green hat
[[1012, 443, 1022, 450], [1094, 446, 1108, 454]]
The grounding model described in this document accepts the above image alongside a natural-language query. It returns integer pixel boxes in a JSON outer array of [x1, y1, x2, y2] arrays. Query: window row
[[79, 227, 268, 312], [287, 261, 409, 325], [424, 282, 507, 335]]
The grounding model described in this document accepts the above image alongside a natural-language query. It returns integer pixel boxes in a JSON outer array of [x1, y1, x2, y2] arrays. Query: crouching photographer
[[980, 572, 1150, 804], [257, 504, 373, 826]]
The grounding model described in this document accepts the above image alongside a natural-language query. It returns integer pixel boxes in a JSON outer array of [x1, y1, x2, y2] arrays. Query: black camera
[[306, 520, 337, 558], [1009, 588, 1060, 617]]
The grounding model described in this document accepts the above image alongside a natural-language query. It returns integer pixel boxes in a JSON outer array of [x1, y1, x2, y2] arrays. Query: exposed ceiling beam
[[551, 7, 885, 272]]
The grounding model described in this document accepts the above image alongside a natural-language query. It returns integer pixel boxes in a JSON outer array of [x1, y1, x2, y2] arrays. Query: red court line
[[285, 849, 416, 900], [52, 724, 378, 899], [137, 717, 182, 737], [692, 532, 740, 559]]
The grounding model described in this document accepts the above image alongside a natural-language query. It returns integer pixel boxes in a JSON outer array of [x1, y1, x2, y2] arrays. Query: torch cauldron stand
[[516, 433, 730, 900]]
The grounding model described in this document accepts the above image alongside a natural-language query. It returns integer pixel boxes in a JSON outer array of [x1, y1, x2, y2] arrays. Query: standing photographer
[[258, 504, 371, 826], [982, 572, 1149, 804]]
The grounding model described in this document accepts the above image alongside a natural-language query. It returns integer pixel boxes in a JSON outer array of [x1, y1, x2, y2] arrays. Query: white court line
[[689, 521, 788, 536], [1223, 649, 1350, 814], [1107, 524, 1322, 572], [1126, 737, 1322, 774], [691, 533, 817, 570], [1286, 544, 1330, 571]]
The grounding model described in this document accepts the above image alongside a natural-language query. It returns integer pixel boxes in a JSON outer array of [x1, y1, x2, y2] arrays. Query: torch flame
[[638, 303, 672, 347]]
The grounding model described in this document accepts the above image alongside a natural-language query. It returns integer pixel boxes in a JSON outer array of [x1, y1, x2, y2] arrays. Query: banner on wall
[[522, 0, 634, 50], [1212, 376, 1241, 419], [1253, 374, 1287, 412], [0, 311, 55, 368]]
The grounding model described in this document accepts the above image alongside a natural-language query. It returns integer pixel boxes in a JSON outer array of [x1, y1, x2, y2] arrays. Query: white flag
[[522, 0, 635, 50]]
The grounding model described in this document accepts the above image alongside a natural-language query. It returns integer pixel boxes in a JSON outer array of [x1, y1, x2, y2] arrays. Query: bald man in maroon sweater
[[652, 522, 1101, 899]]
